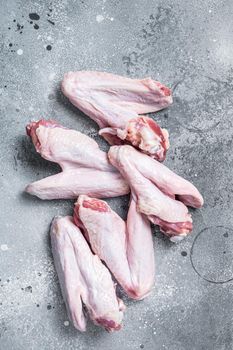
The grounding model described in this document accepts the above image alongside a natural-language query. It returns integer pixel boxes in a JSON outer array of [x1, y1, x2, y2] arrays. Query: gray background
[[1, 0, 233, 349]]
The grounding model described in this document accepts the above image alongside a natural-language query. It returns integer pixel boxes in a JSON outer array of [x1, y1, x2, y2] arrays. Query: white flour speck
[[110, 17, 114, 21], [47, 36, 52, 41], [64, 320, 69, 326], [17, 49, 23, 55], [1, 244, 9, 251], [29, 106, 34, 112], [96, 15, 104, 23]]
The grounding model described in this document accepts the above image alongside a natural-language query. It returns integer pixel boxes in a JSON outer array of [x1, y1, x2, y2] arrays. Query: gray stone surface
[[0, 0, 233, 349]]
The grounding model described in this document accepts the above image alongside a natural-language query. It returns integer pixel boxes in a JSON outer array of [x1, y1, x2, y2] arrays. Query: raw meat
[[26, 168, 128, 200], [26, 119, 115, 172], [25, 120, 129, 199], [61, 71, 172, 161], [73, 195, 155, 299], [109, 145, 204, 209], [51, 216, 124, 332], [108, 145, 203, 240], [126, 198, 155, 298]]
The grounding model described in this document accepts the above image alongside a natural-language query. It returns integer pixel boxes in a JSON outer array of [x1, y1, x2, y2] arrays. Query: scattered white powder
[[17, 49, 23, 55], [1, 244, 9, 251], [96, 15, 104, 23], [64, 320, 69, 326]]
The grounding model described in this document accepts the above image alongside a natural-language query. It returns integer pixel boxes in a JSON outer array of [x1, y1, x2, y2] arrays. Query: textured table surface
[[1, 1, 233, 349]]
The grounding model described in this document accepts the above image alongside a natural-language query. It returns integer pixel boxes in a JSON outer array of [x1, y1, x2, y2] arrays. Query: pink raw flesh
[[149, 215, 193, 236], [126, 116, 169, 161], [156, 82, 171, 96], [95, 318, 121, 332], [82, 198, 110, 212]]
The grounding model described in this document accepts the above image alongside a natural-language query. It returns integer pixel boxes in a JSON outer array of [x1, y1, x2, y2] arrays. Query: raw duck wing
[[110, 145, 204, 208], [25, 120, 129, 199], [73, 195, 155, 299], [61, 71, 172, 161], [26, 119, 114, 172], [108, 145, 194, 241], [126, 198, 155, 298], [25, 168, 129, 200], [51, 216, 124, 332]]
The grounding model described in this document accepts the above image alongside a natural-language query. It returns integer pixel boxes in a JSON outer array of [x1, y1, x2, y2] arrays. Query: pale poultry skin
[[73, 195, 155, 300], [108, 145, 203, 241], [51, 216, 124, 332], [109, 145, 204, 209], [25, 120, 129, 199], [61, 71, 172, 161]]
